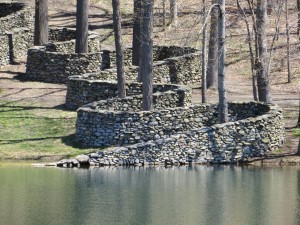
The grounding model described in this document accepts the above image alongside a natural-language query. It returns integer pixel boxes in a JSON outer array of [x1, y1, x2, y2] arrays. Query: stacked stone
[[52, 102, 284, 167], [0, 2, 34, 66], [26, 46, 102, 83], [66, 76, 192, 110], [0, 2, 33, 32], [0, 35, 9, 66]]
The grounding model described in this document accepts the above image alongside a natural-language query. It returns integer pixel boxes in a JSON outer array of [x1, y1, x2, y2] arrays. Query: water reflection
[[0, 166, 299, 225]]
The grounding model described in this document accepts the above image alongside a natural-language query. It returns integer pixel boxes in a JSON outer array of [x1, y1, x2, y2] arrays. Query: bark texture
[[217, 0, 228, 123], [132, 0, 142, 66], [139, 0, 154, 111], [76, 0, 89, 53], [206, 0, 218, 88], [112, 0, 126, 98], [34, 0, 48, 46], [256, 0, 271, 103]]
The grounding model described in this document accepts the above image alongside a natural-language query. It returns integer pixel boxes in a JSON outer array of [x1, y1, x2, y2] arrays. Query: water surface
[[0, 165, 299, 225]]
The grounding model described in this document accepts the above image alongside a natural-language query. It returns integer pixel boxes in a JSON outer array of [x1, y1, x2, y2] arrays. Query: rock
[[75, 155, 90, 164]]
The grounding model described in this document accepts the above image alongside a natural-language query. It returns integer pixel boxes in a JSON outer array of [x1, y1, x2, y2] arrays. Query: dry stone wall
[[66, 74, 192, 109], [74, 102, 284, 164], [25, 28, 102, 83], [0, 2, 34, 66]]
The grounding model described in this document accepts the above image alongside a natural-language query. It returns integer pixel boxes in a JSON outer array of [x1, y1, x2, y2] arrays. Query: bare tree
[[237, 0, 258, 101], [256, 0, 271, 103], [139, 0, 154, 111], [297, 0, 300, 36], [132, 0, 142, 67], [201, 0, 207, 103], [285, 0, 292, 83], [34, 0, 48, 46], [297, 95, 300, 127], [112, 0, 126, 98], [218, 0, 228, 123], [75, 0, 89, 53], [206, 0, 218, 89]]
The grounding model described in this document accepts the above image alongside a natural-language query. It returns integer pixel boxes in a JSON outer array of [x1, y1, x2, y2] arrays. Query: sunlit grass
[[0, 101, 97, 160]]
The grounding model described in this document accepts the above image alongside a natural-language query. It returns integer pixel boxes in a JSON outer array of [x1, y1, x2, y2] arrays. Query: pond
[[0, 165, 299, 225]]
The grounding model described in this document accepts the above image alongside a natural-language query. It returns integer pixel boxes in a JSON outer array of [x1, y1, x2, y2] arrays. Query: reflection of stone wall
[[75, 102, 284, 164], [66, 77, 192, 109], [0, 2, 33, 66]]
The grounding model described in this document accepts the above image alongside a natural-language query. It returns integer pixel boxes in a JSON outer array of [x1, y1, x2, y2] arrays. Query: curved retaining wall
[[0, 2, 33, 66], [100, 46, 202, 85], [25, 28, 102, 83], [74, 102, 284, 164], [66, 74, 192, 109], [0, 2, 33, 32]]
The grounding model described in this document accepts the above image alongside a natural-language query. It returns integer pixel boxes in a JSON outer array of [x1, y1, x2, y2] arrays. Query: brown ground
[[0, 0, 299, 163]]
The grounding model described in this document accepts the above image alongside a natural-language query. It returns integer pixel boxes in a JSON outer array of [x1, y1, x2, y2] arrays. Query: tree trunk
[[297, 95, 300, 127], [112, 0, 126, 98], [201, 0, 207, 103], [297, 138, 300, 155], [162, 0, 166, 28], [256, 0, 271, 103], [297, 0, 300, 37], [285, 0, 291, 83], [139, 0, 153, 111], [217, 0, 228, 123], [170, 0, 178, 26], [237, 0, 258, 101], [34, 0, 48, 46], [75, 0, 89, 53], [206, 0, 218, 89], [132, 0, 142, 67]]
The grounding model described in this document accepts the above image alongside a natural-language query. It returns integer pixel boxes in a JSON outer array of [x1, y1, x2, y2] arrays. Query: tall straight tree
[[256, 0, 271, 103], [132, 0, 142, 67], [76, 0, 89, 53], [217, 0, 228, 123], [34, 0, 48, 46], [297, 0, 300, 36], [201, 0, 207, 103], [112, 0, 126, 98], [139, 0, 154, 111], [206, 0, 218, 88], [170, 0, 178, 26]]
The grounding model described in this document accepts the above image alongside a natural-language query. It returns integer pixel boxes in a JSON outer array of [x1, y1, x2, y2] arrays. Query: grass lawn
[[0, 101, 96, 160]]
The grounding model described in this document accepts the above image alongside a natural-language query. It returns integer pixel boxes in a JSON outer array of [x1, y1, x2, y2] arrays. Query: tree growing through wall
[[206, 0, 218, 89], [139, 0, 154, 111], [112, 0, 126, 98], [132, 0, 142, 67], [34, 0, 48, 46], [256, 0, 271, 103], [217, 0, 228, 123], [75, 0, 89, 53]]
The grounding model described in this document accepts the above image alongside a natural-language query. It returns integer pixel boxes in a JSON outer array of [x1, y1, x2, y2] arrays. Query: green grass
[[0, 101, 97, 160], [293, 128, 300, 137]]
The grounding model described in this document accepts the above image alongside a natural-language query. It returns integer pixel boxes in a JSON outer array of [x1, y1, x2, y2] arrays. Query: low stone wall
[[66, 74, 192, 109], [0, 2, 34, 66], [74, 102, 284, 164], [25, 28, 102, 83], [0, 35, 9, 66], [100, 46, 202, 85], [0, 2, 33, 32], [25, 46, 102, 83]]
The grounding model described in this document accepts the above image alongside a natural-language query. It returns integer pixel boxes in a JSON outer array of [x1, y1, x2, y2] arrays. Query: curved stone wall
[[74, 102, 284, 164], [0, 2, 33, 66], [66, 74, 192, 109], [0, 2, 33, 32], [25, 28, 102, 83]]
